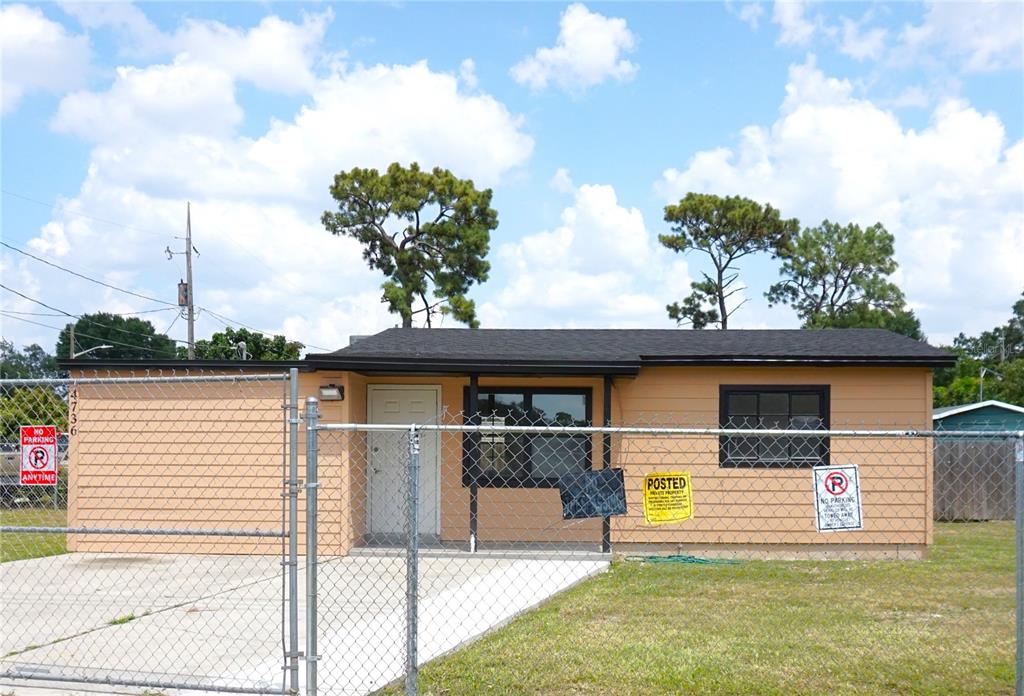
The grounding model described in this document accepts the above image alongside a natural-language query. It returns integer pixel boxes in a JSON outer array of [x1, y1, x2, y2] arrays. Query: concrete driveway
[[1, 550, 607, 695]]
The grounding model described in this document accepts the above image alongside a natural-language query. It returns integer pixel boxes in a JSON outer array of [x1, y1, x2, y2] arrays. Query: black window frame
[[462, 386, 594, 488], [719, 384, 831, 468]]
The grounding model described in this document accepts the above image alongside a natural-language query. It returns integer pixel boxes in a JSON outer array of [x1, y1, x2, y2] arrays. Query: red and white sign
[[20, 425, 58, 486], [812, 464, 863, 532]]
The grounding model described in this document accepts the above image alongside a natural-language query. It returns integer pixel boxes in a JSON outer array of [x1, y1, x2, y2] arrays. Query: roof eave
[[638, 355, 957, 368], [58, 358, 308, 371]]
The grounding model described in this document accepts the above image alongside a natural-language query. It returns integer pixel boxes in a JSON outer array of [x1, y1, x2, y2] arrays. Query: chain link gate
[[1, 370, 302, 695], [302, 401, 1023, 696]]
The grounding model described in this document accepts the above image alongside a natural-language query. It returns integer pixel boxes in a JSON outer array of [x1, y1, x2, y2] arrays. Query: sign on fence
[[643, 472, 693, 525], [20, 425, 58, 486], [813, 464, 863, 532], [559, 469, 627, 519]]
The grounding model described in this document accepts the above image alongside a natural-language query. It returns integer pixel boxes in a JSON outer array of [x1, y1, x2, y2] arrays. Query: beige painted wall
[[67, 365, 932, 554], [337, 367, 933, 549]]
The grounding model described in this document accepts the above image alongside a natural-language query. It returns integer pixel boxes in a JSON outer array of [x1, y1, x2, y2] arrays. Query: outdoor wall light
[[319, 384, 344, 401]]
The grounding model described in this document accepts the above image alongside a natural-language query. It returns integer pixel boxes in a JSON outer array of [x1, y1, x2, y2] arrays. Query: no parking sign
[[812, 464, 863, 532], [20, 425, 58, 486]]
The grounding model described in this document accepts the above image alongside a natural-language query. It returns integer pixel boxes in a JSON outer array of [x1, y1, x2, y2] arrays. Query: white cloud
[[459, 58, 478, 89], [173, 12, 331, 94], [480, 183, 690, 328], [772, 1, 817, 46], [839, 16, 887, 61], [655, 56, 1024, 343], [549, 167, 575, 193], [737, 3, 765, 30], [726, 2, 765, 30], [60, 3, 330, 93], [510, 3, 637, 93], [9, 10, 535, 353], [59, 1, 165, 55], [898, 1, 1023, 73], [1, 4, 90, 114], [53, 60, 242, 142]]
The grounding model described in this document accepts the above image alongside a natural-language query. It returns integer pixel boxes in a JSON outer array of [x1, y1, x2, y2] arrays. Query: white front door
[[367, 386, 440, 537]]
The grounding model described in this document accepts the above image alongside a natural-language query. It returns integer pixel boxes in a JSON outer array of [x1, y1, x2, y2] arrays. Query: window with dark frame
[[462, 387, 593, 488], [719, 385, 830, 468]]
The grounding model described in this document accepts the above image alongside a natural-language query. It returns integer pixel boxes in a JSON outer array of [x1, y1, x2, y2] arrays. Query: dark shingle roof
[[305, 328, 955, 373]]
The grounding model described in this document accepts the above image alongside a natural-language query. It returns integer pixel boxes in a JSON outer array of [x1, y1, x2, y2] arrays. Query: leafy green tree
[[182, 327, 303, 360], [934, 291, 1024, 408], [0, 387, 68, 442], [1, 340, 57, 379], [765, 220, 922, 337], [952, 290, 1024, 362], [660, 193, 799, 329], [56, 313, 176, 360], [1, 342, 65, 446], [807, 305, 924, 340], [322, 162, 497, 328]]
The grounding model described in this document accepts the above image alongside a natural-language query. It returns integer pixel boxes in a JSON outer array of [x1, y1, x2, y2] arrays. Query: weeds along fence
[[0, 376, 1021, 696]]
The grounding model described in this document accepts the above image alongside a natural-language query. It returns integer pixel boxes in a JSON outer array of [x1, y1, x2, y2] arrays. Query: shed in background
[[933, 400, 1024, 521]]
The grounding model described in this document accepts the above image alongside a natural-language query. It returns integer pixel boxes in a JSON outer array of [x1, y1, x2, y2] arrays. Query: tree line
[[933, 293, 1024, 407], [3, 161, 1016, 411]]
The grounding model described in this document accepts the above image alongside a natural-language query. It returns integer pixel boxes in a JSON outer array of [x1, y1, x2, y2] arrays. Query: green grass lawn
[[401, 522, 1014, 696], [0, 507, 67, 562]]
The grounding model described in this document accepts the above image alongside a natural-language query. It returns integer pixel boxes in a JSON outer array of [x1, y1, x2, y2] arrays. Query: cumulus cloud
[[655, 56, 1024, 343], [480, 182, 691, 328], [897, 1, 1023, 72], [60, 2, 331, 92], [459, 58, 479, 89], [510, 3, 637, 93], [1, 4, 90, 114], [772, 1, 817, 46], [9, 9, 535, 352], [839, 16, 887, 61]]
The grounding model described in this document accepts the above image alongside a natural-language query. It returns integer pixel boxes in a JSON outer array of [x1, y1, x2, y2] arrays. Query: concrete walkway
[[1, 550, 608, 695]]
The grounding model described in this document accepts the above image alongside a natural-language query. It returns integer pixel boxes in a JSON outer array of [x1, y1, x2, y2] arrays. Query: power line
[[0, 284, 191, 346], [2, 238, 332, 353], [1, 241, 178, 307], [199, 307, 331, 352], [3, 188, 326, 322], [0, 312, 176, 355], [1, 189, 172, 240], [3, 308, 174, 318]]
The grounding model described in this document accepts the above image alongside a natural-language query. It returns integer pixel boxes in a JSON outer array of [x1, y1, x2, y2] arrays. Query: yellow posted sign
[[643, 472, 693, 525]]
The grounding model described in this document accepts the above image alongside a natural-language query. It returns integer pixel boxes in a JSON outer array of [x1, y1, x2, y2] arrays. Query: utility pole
[[185, 203, 195, 360], [68, 324, 75, 359], [166, 203, 199, 359]]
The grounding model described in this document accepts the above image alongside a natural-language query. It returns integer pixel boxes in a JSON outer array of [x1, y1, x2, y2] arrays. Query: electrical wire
[[2, 239, 333, 353], [199, 307, 332, 353], [0, 311, 177, 354], [3, 308, 175, 318], [1, 190, 171, 240], [0, 284, 191, 346], [1, 242, 178, 307]]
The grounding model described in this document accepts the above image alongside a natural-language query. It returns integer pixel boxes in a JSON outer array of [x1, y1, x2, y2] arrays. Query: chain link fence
[[2, 378, 1020, 695], [308, 408, 1022, 696], [1, 370, 298, 695]]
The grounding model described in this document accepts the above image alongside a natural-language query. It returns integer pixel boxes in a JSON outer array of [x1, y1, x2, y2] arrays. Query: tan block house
[[64, 328, 954, 558]]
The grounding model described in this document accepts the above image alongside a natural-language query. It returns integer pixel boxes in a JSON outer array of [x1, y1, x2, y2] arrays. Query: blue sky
[[2, 1, 1022, 355]]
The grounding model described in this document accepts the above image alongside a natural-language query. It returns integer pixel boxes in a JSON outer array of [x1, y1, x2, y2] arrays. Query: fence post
[[286, 368, 300, 694], [406, 425, 420, 696], [1017, 432, 1023, 696], [305, 398, 320, 696]]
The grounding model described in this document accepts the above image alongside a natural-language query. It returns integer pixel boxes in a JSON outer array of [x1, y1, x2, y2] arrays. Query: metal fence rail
[[1, 369, 298, 695], [309, 408, 1022, 696]]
